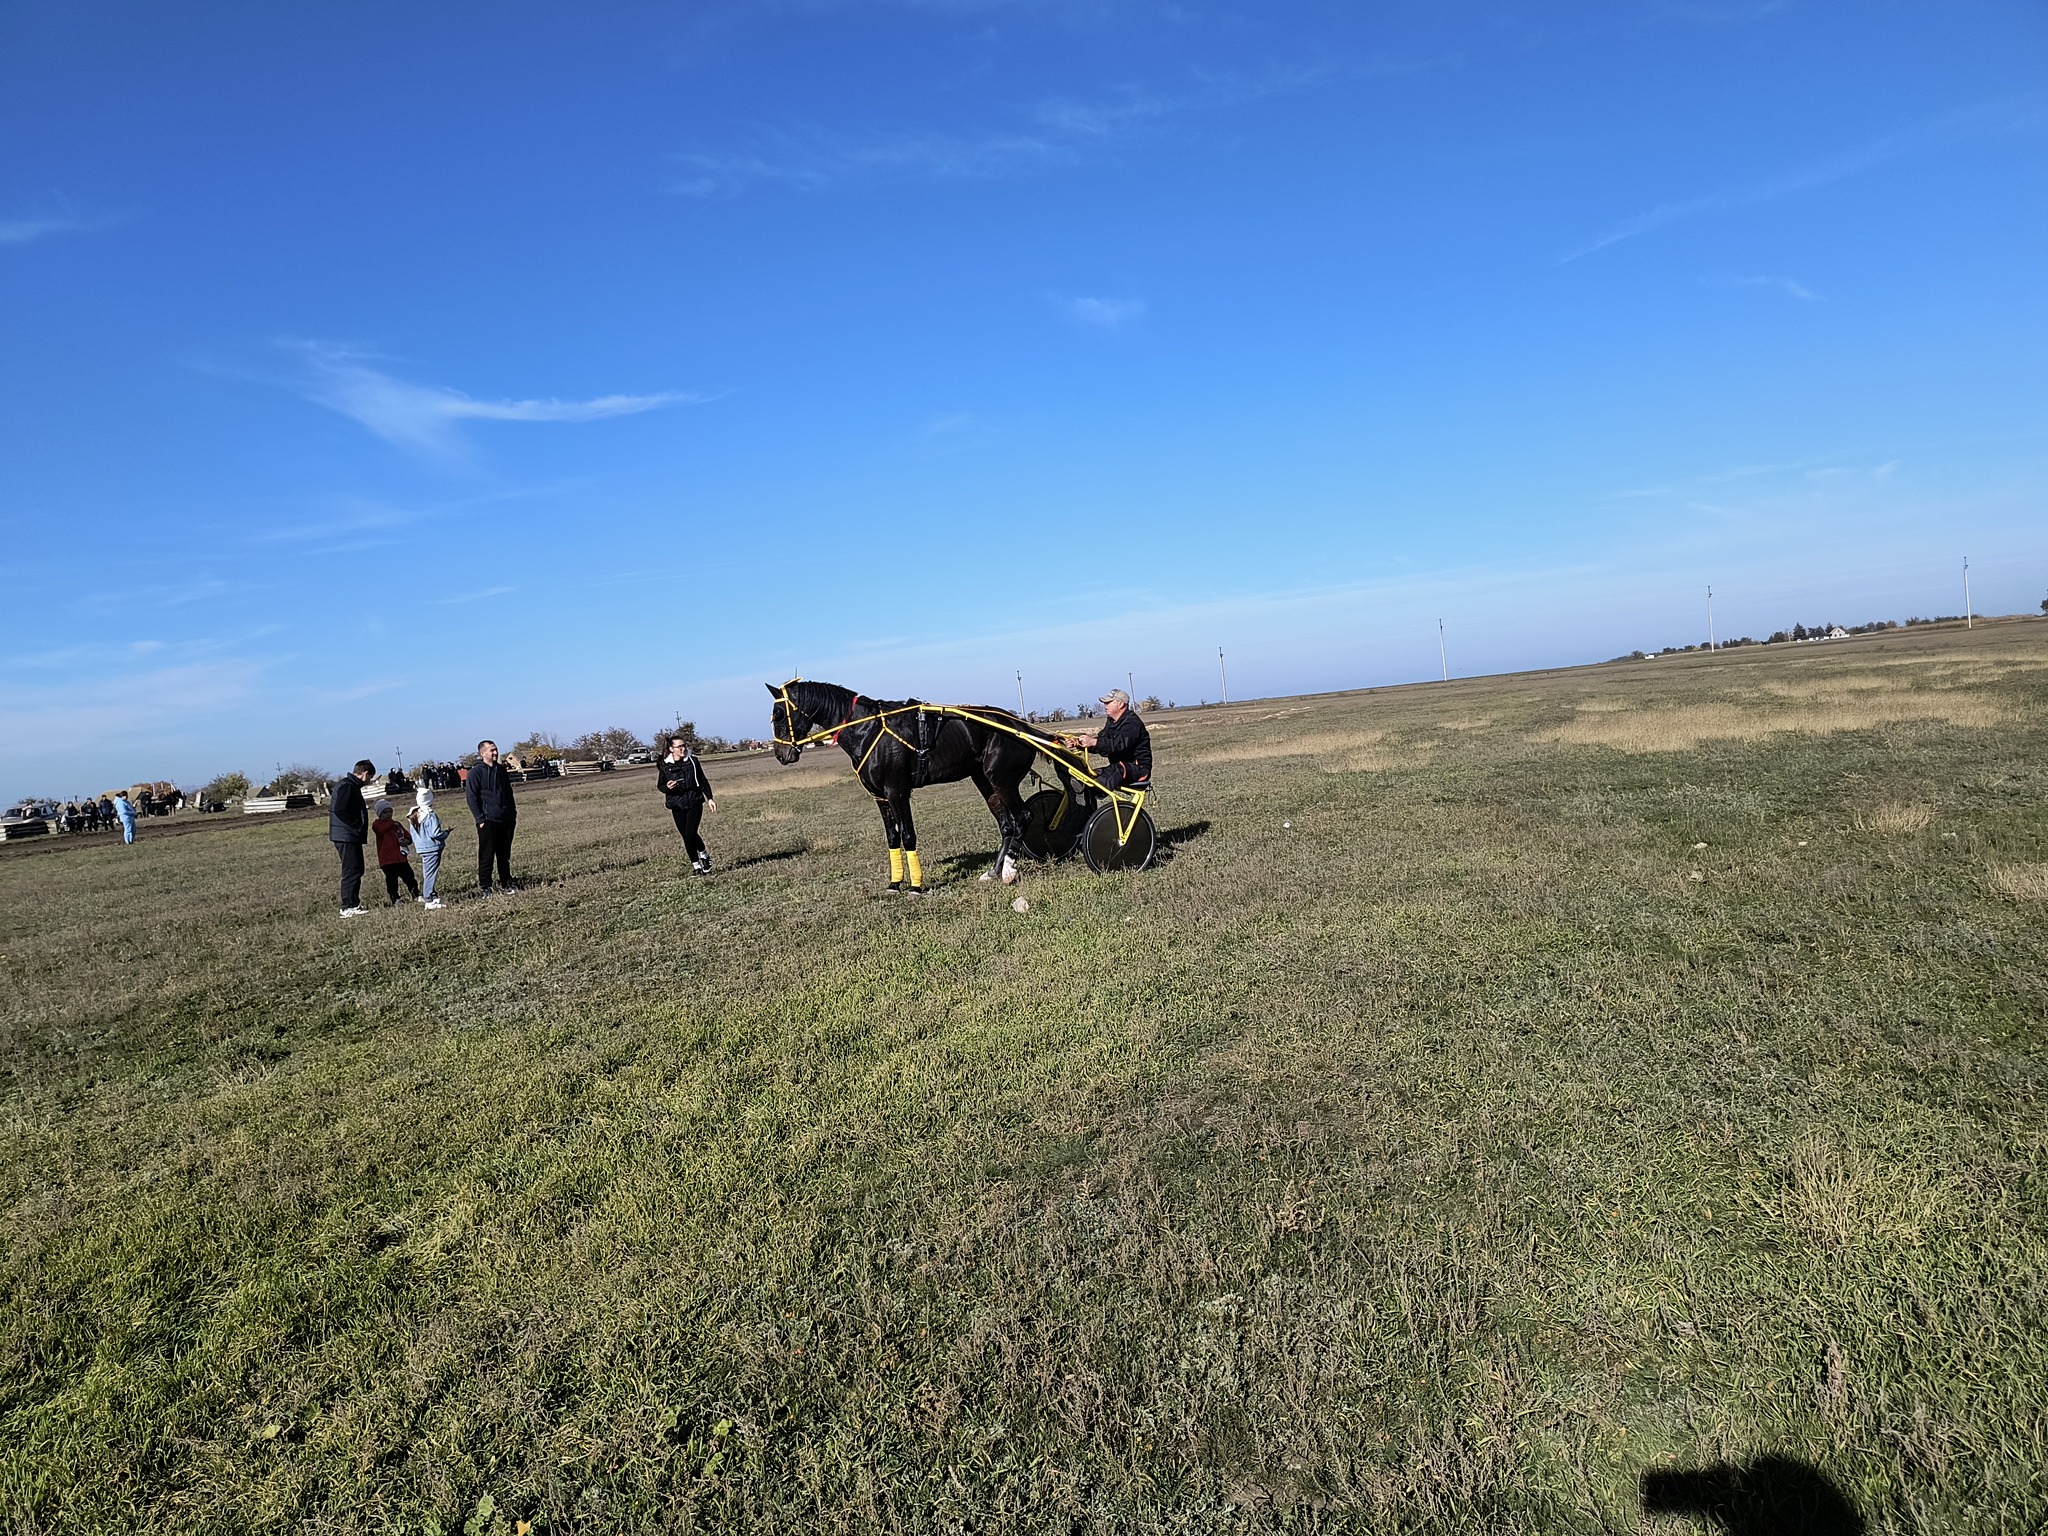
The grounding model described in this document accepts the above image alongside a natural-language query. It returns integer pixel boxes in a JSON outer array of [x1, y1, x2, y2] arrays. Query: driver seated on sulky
[[1071, 688, 1151, 796]]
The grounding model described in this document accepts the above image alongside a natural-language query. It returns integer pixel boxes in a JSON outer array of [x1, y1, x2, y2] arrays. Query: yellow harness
[[771, 684, 1151, 845]]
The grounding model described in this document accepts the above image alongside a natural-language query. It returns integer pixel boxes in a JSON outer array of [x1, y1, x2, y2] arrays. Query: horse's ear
[[765, 682, 778, 694]]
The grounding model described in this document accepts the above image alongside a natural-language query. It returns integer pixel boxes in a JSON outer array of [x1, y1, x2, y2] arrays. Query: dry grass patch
[[1778, 1132, 1950, 1251], [1854, 803, 1934, 836], [717, 766, 848, 798], [1987, 863, 2048, 901], [1434, 716, 1493, 731], [1534, 691, 2009, 753], [1197, 729, 1387, 764], [1761, 675, 1896, 698], [1324, 742, 1437, 775]]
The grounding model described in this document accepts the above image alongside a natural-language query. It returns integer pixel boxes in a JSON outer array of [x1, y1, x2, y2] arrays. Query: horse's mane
[[784, 680, 859, 720]]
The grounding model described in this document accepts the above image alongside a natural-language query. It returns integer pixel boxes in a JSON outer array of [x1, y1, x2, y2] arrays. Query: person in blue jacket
[[408, 787, 452, 909], [113, 790, 137, 845]]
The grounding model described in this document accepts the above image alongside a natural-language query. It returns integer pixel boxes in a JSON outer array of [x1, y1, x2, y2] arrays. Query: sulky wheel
[[1082, 801, 1157, 873], [1023, 788, 1089, 860]]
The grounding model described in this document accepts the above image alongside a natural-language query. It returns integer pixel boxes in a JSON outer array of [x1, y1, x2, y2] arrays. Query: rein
[[774, 683, 1114, 794]]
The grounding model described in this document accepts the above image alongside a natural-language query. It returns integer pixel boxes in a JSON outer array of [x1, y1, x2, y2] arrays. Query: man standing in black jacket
[[330, 760, 376, 917], [465, 739, 519, 895]]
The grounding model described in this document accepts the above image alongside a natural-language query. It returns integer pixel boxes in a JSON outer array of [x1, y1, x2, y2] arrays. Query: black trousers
[[477, 819, 516, 889], [382, 862, 420, 902], [1096, 762, 1148, 794], [669, 800, 706, 859], [335, 839, 364, 909]]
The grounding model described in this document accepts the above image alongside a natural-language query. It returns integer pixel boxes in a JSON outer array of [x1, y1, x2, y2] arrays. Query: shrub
[[200, 771, 251, 802]]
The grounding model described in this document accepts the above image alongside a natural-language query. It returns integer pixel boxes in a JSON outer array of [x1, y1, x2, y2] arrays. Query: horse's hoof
[[1000, 857, 1019, 885], [978, 870, 994, 883]]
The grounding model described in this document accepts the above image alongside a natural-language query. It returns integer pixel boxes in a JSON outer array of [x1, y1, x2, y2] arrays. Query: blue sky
[[3, 0, 2044, 797]]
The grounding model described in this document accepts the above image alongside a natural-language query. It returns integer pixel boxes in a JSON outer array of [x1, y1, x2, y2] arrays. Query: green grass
[[4, 621, 2046, 1533]]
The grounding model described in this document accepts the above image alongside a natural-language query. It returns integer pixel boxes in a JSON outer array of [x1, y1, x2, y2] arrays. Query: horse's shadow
[[729, 847, 806, 870], [1641, 1454, 1863, 1535], [934, 818, 1211, 880]]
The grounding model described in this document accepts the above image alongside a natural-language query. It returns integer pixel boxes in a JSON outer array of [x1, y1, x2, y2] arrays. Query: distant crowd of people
[[53, 798, 122, 836], [33, 792, 148, 844], [327, 736, 717, 916]]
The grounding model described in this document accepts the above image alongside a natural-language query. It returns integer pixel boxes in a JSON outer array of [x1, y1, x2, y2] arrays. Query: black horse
[[769, 679, 1066, 893]]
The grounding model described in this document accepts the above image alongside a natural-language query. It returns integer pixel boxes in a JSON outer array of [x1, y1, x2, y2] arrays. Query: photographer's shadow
[[1642, 1454, 1863, 1536]]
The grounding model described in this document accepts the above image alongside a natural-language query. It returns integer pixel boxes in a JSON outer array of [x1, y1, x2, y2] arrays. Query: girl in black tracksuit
[[658, 743, 716, 873]]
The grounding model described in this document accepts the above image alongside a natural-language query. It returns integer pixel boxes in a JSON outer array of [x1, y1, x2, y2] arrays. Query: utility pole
[[1438, 621, 1448, 682], [1218, 648, 1228, 704], [1707, 586, 1716, 650], [1016, 671, 1025, 714], [1128, 669, 1134, 701], [1964, 557, 1972, 629]]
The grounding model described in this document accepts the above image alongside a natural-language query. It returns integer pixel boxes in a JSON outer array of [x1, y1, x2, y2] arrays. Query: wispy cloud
[[73, 576, 243, 612], [0, 207, 127, 246], [438, 586, 516, 605], [1708, 274, 1824, 301], [671, 66, 1325, 197], [242, 484, 566, 552], [1605, 451, 1903, 503], [284, 343, 701, 460], [1561, 96, 2045, 263], [1056, 294, 1146, 329], [1645, 0, 1788, 24], [899, 411, 1000, 459]]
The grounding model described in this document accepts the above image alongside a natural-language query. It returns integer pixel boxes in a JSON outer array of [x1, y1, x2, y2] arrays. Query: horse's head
[[767, 680, 811, 765]]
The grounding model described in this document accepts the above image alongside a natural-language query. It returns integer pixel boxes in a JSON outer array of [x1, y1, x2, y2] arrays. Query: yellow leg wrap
[[889, 849, 905, 884], [905, 851, 923, 888]]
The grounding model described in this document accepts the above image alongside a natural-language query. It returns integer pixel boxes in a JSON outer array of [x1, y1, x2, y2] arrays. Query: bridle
[[774, 681, 865, 760]]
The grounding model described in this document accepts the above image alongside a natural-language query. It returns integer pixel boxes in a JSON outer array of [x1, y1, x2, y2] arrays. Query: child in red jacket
[[371, 799, 421, 905]]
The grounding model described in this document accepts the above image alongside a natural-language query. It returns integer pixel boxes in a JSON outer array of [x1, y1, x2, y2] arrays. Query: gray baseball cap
[[1099, 688, 1130, 705]]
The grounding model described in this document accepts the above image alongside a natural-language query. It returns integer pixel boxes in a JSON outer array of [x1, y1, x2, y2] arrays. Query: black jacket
[[466, 760, 518, 824], [658, 753, 713, 808], [329, 774, 369, 844], [1093, 710, 1152, 781]]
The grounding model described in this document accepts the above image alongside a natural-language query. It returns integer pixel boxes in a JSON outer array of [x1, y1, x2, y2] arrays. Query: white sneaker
[[423, 898, 444, 910], [340, 906, 369, 918]]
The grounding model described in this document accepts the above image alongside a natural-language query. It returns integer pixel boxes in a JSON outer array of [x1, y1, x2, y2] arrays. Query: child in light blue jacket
[[408, 789, 452, 908]]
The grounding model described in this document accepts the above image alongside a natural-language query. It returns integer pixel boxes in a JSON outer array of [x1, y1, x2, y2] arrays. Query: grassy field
[[4, 621, 2046, 1534]]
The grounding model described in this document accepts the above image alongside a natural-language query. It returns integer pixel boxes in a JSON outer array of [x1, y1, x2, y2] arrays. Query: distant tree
[[1047, 707, 1069, 722], [655, 721, 700, 756], [201, 771, 251, 802], [571, 726, 648, 760], [262, 763, 333, 795], [511, 730, 563, 765], [2040, 591, 2047, 614]]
